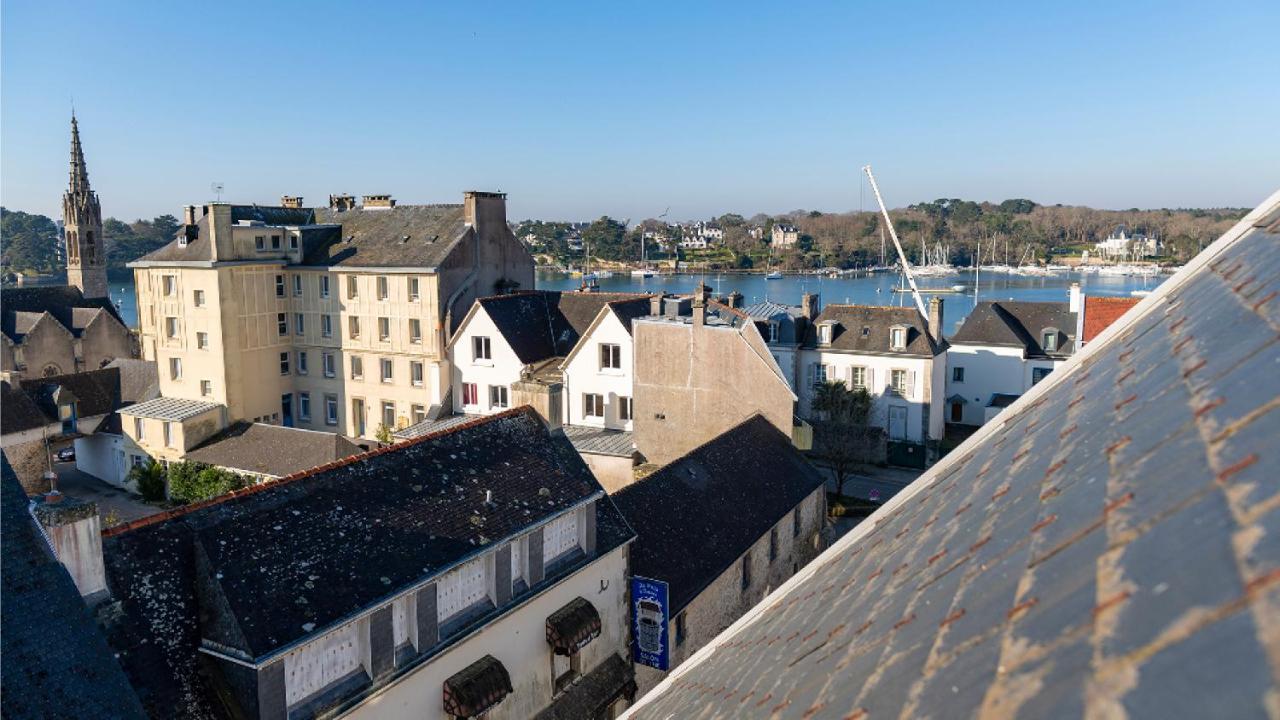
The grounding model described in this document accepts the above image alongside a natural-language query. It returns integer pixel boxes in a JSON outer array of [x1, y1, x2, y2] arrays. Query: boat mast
[[863, 165, 928, 318]]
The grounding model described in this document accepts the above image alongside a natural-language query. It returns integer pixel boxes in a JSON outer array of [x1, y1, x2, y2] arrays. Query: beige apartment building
[[128, 192, 533, 444]]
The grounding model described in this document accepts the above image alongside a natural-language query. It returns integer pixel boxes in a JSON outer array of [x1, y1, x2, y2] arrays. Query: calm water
[[108, 270, 1163, 334]]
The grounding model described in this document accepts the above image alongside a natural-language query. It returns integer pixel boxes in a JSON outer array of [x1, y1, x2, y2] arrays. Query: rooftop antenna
[[863, 165, 927, 319], [210, 182, 224, 202]]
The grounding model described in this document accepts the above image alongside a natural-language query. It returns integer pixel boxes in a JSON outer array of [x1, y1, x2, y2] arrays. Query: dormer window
[[818, 322, 835, 345], [768, 322, 780, 343], [1042, 328, 1060, 353], [890, 326, 907, 350]]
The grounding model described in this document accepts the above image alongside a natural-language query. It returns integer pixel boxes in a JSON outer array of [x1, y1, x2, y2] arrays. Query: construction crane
[[863, 165, 928, 319]]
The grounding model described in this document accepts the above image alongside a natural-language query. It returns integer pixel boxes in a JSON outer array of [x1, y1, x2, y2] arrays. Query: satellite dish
[[210, 182, 224, 201]]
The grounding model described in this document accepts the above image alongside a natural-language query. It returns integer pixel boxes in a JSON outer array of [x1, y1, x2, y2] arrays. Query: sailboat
[[764, 244, 782, 279], [631, 232, 654, 278]]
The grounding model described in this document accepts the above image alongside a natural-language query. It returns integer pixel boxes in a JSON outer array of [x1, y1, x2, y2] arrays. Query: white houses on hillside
[[797, 299, 947, 463], [944, 293, 1078, 427]]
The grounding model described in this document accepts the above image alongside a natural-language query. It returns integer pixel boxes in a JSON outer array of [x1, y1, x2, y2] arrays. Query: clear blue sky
[[3, 0, 1277, 223]]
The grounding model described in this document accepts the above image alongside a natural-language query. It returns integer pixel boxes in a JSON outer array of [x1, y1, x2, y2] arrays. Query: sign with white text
[[631, 576, 670, 671]]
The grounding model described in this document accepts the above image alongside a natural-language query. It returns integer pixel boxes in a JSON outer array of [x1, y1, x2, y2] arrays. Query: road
[[52, 461, 161, 527]]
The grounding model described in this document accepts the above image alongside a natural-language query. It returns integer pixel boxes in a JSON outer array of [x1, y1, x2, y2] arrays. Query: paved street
[[815, 463, 923, 503], [52, 461, 160, 527]]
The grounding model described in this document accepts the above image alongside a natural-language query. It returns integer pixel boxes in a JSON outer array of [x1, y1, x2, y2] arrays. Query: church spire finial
[[69, 113, 90, 195]]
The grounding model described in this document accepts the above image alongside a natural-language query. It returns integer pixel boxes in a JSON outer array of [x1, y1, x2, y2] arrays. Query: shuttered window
[[544, 510, 580, 564], [436, 556, 489, 624], [283, 623, 361, 707], [392, 595, 417, 652]]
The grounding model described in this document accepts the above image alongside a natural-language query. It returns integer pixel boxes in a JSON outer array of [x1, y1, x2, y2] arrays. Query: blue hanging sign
[[631, 576, 670, 671]]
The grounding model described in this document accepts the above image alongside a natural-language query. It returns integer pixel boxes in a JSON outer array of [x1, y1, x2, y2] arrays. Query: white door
[[889, 405, 907, 441]]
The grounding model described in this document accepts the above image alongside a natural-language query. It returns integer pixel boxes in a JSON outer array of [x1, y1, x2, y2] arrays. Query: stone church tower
[[63, 114, 107, 299]]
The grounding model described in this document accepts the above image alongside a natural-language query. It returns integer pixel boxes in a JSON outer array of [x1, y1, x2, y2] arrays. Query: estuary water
[[107, 269, 1163, 335]]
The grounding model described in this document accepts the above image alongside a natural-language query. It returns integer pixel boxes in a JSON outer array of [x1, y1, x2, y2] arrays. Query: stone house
[[771, 223, 799, 248], [610, 415, 827, 696], [43, 408, 640, 719], [1, 286, 135, 381]]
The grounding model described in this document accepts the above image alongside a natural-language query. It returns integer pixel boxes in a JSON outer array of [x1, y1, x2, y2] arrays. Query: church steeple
[[63, 113, 107, 299]]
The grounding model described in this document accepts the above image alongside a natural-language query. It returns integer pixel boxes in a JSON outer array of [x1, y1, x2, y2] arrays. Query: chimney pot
[[280, 195, 304, 209], [1069, 282, 1082, 313], [182, 205, 197, 225], [649, 293, 663, 316], [801, 293, 821, 320]]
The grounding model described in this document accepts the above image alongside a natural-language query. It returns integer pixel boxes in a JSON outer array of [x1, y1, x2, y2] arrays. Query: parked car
[[56, 446, 76, 462]]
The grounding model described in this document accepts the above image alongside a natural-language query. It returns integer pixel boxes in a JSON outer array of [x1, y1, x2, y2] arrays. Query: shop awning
[[442, 655, 512, 718], [546, 597, 602, 656]]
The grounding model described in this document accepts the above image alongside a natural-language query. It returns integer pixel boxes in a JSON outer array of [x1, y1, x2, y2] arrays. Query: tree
[[375, 423, 394, 445], [127, 460, 167, 502], [581, 216, 629, 261], [809, 381, 880, 497], [167, 461, 249, 503], [1, 208, 60, 274]]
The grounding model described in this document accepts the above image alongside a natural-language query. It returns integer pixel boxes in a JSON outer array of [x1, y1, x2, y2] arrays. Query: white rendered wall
[[73, 433, 141, 488], [945, 345, 1068, 426], [562, 314, 635, 431], [449, 308, 526, 416], [797, 350, 941, 442]]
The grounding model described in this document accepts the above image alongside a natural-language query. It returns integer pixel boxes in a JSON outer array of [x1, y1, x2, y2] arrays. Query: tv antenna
[[210, 182, 224, 202]]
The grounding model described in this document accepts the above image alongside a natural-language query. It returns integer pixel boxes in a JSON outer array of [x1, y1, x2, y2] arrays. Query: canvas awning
[[442, 655, 512, 718], [546, 597, 602, 656]]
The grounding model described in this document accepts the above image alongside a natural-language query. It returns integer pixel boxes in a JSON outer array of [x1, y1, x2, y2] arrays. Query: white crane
[[863, 165, 928, 319]]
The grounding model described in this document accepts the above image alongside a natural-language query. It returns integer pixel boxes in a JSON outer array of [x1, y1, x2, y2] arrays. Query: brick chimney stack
[[928, 297, 945, 343], [649, 293, 664, 316], [692, 285, 707, 329], [280, 195, 305, 208], [33, 494, 108, 601]]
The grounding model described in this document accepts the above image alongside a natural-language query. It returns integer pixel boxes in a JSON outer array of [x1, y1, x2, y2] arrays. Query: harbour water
[[107, 269, 1163, 334]]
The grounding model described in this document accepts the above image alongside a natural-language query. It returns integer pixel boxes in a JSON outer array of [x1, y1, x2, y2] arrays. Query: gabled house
[[559, 296, 654, 432], [945, 299, 1077, 426], [180, 422, 362, 482], [61, 408, 640, 720], [1, 285, 135, 381], [798, 299, 947, 462]]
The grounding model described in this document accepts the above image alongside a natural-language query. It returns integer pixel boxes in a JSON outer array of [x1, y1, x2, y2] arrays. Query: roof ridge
[[101, 406, 540, 538], [708, 299, 749, 319], [616, 413, 773, 497]]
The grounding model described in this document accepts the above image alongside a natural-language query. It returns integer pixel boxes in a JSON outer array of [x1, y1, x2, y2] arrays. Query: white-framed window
[[293, 275, 303, 296], [193, 289, 205, 307], [851, 366, 867, 389], [320, 276, 330, 298], [349, 316, 360, 339], [952, 367, 965, 383], [163, 421, 174, 448], [408, 277, 420, 301], [543, 510, 580, 565], [200, 380, 212, 397], [133, 417, 144, 439], [472, 336, 491, 362], [489, 385, 508, 408], [295, 313, 305, 335], [280, 352, 290, 375], [436, 556, 490, 625], [411, 361, 424, 387], [378, 317, 390, 342], [891, 369, 911, 396], [169, 357, 182, 380], [321, 314, 332, 338], [162, 275, 176, 296], [461, 383, 479, 406], [275, 275, 285, 298], [768, 322, 780, 343], [890, 326, 907, 350], [376, 276, 389, 300], [409, 319, 422, 344], [165, 317, 179, 339], [196, 332, 209, 350], [382, 401, 395, 429], [583, 393, 604, 418], [818, 324, 833, 345], [347, 275, 358, 299], [1032, 366, 1052, 385], [619, 396, 633, 421], [297, 351, 308, 375], [599, 343, 622, 370], [323, 352, 336, 378], [299, 392, 311, 421], [411, 404, 426, 424], [380, 358, 393, 383], [1041, 329, 1059, 353], [350, 355, 363, 380], [324, 394, 339, 425], [277, 313, 288, 336]]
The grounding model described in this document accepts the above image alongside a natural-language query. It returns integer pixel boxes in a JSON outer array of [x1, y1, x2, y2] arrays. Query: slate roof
[[473, 291, 651, 365], [132, 213, 215, 262], [950, 300, 1077, 358], [803, 304, 942, 357], [2, 367, 124, 435], [98, 408, 636, 717], [1, 381, 53, 434], [0, 458, 147, 719], [623, 194, 1280, 719], [1, 285, 124, 341], [611, 415, 826, 614], [104, 359, 160, 404], [305, 205, 467, 268], [120, 396, 221, 421], [1083, 295, 1142, 342], [182, 422, 362, 478], [561, 425, 635, 457]]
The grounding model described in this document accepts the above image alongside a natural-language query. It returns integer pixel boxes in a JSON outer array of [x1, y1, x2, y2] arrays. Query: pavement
[[52, 461, 161, 527], [814, 462, 923, 504]]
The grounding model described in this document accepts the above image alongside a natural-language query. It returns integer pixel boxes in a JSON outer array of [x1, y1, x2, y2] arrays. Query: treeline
[[1, 207, 178, 279], [519, 200, 1247, 270]]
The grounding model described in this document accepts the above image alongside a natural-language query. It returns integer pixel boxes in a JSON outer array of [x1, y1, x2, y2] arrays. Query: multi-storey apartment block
[[128, 192, 532, 442]]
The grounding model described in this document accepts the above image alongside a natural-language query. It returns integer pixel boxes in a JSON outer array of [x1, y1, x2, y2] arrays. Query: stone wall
[[3, 440, 54, 494]]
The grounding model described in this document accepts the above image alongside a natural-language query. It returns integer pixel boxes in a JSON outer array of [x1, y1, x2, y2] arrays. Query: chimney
[[280, 195, 304, 209], [463, 191, 508, 228], [727, 290, 743, 309], [329, 194, 357, 212], [692, 286, 707, 329], [182, 205, 196, 225], [1069, 282, 1082, 314], [362, 194, 395, 209], [649, 293, 664, 316], [207, 202, 233, 261], [928, 297, 945, 343], [33, 494, 108, 601], [801, 292, 821, 320]]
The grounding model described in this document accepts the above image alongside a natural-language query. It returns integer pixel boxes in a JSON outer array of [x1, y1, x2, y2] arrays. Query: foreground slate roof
[[950, 300, 1077, 358], [624, 193, 1280, 718], [472, 291, 651, 364], [0, 459, 147, 719], [99, 408, 634, 718], [611, 415, 826, 614], [1, 285, 126, 341], [182, 422, 362, 477]]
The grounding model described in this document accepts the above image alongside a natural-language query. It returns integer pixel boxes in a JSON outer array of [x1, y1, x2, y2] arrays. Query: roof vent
[[484, 490, 494, 505], [401, 235, 411, 244], [344, 235, 355, 244]]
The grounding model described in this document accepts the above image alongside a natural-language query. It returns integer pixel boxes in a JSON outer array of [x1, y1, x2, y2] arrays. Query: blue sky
[[3, 0, 1277, 222]]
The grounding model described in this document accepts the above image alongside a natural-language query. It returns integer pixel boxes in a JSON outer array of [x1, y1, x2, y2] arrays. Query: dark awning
[[442, 655, 512, 718], [546, 597, 602, 656]]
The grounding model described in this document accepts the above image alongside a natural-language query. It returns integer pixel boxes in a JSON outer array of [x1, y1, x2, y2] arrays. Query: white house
[[944, 295, 1078, 427], [559, 298, 653, 432], [798, 300, 947, 460], [1095, 226, 1163, 260], [739, 294, 820, 392]]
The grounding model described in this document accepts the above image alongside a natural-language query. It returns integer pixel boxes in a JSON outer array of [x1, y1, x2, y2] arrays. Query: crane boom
[[863, 165, 928, 319]]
